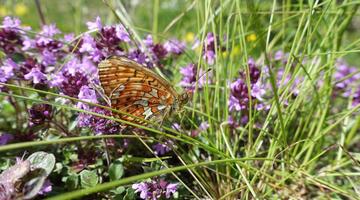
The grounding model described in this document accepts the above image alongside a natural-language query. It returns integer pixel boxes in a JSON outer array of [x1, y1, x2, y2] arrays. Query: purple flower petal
[[0, 133, 14, 145], [38, 179, 52, 195], [2, 16, 21, 28], [40, 24, 60, 37], [24, 68, 47, 84], [86, 16, 102, 30]]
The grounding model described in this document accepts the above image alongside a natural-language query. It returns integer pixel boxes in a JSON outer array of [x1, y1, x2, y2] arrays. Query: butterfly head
[[178, 90, 192, 107]]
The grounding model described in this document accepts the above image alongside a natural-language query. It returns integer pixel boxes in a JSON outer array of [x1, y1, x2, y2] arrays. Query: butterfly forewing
[[98, 56, 179, 125]]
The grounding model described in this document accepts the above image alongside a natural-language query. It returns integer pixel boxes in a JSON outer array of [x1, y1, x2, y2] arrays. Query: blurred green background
[[1, 0, 360, 64]]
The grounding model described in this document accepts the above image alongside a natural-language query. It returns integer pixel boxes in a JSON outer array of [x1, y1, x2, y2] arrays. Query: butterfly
[[98, 56, 189, 125]]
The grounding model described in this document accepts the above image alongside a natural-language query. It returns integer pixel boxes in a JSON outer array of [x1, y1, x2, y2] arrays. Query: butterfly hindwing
[[98, 56, 176, 125]]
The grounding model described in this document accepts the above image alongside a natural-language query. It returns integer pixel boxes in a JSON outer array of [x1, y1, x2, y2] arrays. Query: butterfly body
[[98, 56, 188, 125]]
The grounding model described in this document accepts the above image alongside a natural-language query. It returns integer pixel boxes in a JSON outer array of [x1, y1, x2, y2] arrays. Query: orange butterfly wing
[[98, 56, 179, 125]]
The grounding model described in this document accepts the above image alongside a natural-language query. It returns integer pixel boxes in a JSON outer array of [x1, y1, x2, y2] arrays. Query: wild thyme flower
[[38, 179, 52, 195], [164, 39, 185, 55], [28, 104, 52, 126], [82, 16, 130, 62], [239, 58, 261, 84], [128, 49, 152, 67], [143, 35, 168, 66], [58, 71, 88, 97], [334, 60, 360, 92], [0, 133, 14, 145], [77, 107, 121, 135], [0, 16, 24, 54], [228, 59, 266, 112], [190, 121, 210, 137], [0, 58, 17, 82], [132, 178, 178, 200], [153, 140, 174, 155], [19, 57, 46, 78], [352, 87, 360, 106], [180, 63, 211, 91], [24, 67, 47, 84], [196, 32, 226, 65], [76, 85, 98, 110]]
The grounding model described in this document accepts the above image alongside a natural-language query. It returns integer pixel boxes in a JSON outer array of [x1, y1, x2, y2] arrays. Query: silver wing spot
[[157, 104, 167, 110], [134, 99, 149, 107], [150, 88, 158, 98], [143, 107, 153, 120]]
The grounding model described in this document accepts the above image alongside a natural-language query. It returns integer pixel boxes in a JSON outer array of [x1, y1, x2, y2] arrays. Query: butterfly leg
[[158, 106, 171, 129]]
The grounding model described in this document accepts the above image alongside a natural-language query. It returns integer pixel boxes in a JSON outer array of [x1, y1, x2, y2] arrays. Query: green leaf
[[111, 186, 125, 195], [0, 158, 11, 170], [65, 174, 79, 190], [123, 188, 135, 200], [79, 170, 98, 188], [109, 160, 124, 181], [27, 151, 56, 175]]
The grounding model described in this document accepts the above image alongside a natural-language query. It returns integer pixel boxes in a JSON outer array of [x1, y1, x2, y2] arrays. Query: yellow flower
[[185, 32, 195, 43], [246, 33, 257, 42], [15, 3, 28, 16], [231, 46, 241, 57], [0, 6, 7, 17], [222, 51, 228, 58]]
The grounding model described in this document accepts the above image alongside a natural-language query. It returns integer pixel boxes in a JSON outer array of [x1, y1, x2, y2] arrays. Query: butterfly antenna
[[21, 151, 28, 161], [190, 68, 212, 89]]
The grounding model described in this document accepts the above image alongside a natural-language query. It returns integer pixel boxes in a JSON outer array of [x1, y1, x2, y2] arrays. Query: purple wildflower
[[79, 34, 97, 53], [240, 58, 261, 84], [165, 183, 178, 198], [201, 32, 226, 65], [77, 107, 120, 135], [228, 78, 266, 112], [153, 140, 174, 155], [58, 71, 88, 97], [41, 49, 57, 66], [20, 57, 45, 78], [144, 35, 153, 46], [115, 24, 130, 42], [36, 24, 63, 53], [275, 68, 302, 97], [38, 179, 52, 195], [24, 67, 47, 84], [22, 36, 35, 51], [28, 104, 52, 126], [227, 116, 239, 128], [2, 16, 21, 29], [142, 34, 168, 66], [86, 16, 102, 30], [273, 50, 289, 62], [63, 33, 75, 43], [0, 58, 17, 82], [132, 179, 178, 200], [0, 17, 23, 54], [228, 79, 248, 111], [151, 44, 168, 62], [128, 49, 151, 67], [203, 32, 216, 65], [180, 63, 211, 91], [164, 39, 185, 55], [171, 123, 181, 131], [76, 86, 99, 110], [40, 24, 61, 37], [352, 87, 360, 106], [334, 60, 360, 91], [132, 182, 149, 199], [0, 133, 14, 145], [191, 121, 210, 137]]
